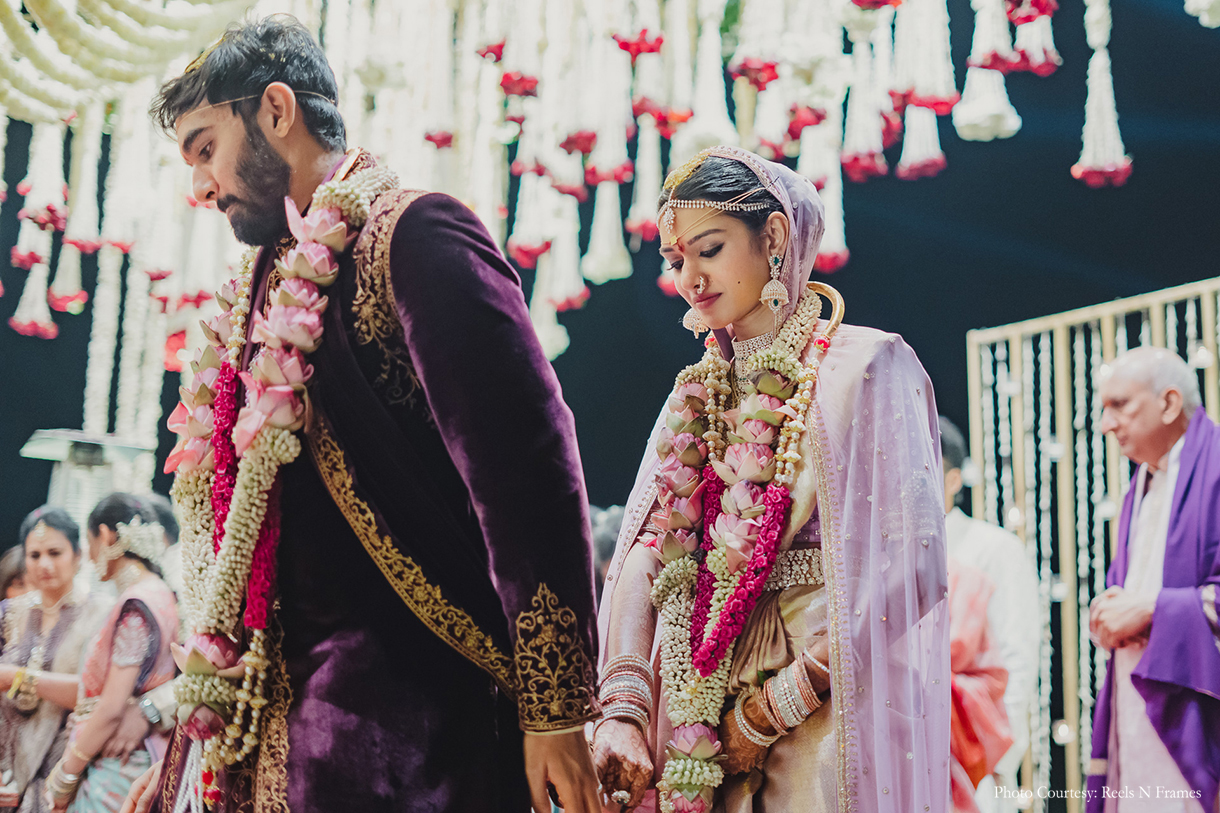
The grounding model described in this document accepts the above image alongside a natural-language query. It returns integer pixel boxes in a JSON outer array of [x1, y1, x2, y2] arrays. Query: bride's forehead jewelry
[[659, 187, 770, 247], [33, 520, 48, 539]]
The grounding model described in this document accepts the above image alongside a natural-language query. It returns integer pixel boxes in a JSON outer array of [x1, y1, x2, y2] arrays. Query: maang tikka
[[761, 254, 789, 313]]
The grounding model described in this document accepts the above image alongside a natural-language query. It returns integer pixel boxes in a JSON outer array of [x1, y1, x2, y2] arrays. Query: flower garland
[[165, 163, 398, 808], [645, 288, 827, 813]]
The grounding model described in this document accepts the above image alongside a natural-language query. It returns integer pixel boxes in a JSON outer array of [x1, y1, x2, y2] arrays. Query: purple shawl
[[1086, 406, 1220, 813]]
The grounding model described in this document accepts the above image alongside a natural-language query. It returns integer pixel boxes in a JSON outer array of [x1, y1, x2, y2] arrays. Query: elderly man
[[941, 417, 1039, 813], [1087, 347, 1220, 813]]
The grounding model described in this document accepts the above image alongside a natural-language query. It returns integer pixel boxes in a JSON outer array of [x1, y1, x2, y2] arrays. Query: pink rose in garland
[[277, 242, 339, 287], [710, 442, 776, 485], [669, 723, 722, 760], [710, 512, 761, 573], [651, 482, 705, 531], [721, 480, 767, 520], [668, 381, 709, 414], [251, 346, 314, 388], [657, 455, 701, 499], [200, 311, 233, 348], [285, 199, 351, 252], [164, 436, 215, 475], [671, 432, 708, 467], [274, 278, 328, 313], [251, 305, 325, 353]]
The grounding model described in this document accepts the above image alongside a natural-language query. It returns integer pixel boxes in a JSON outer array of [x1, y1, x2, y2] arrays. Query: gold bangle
[[6, 666, 26, 699], [69, 741, 94, 763]]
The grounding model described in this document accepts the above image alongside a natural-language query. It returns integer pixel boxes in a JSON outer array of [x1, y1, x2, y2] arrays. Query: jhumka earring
[[683, 308, 708, 336], [760, 254, 789, 313]]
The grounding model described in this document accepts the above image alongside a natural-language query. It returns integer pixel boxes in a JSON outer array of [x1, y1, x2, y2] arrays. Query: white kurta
[[945, 508, 1040, 813], [1107, 439, 1202, 813]]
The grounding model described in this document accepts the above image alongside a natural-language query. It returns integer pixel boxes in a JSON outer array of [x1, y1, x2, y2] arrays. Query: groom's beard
[[218, 121, 293, 247]]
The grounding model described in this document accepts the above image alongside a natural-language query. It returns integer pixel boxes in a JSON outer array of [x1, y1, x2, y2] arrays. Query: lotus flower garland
[[163, 164, 398, 808], [647, 289, 827, 813]]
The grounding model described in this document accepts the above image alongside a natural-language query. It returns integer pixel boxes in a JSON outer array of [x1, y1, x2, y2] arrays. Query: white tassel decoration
[[1072, 0, 1132, 187], [909, 0, 959, 114], [896, 105, 946, 179], [1013, 16, 1063, 76], [870, 7, 902, 151], [548, 191, 589, 311], [51, 103, 104, 314], [798, 102, 849, 273], [9, 122, 66, 339], [953, 0, 1021, 141], [841, 8, 887, 183], [671, 0, 737, 163], [627, 114, 663, 248], [1185, 0, 1220, 27]]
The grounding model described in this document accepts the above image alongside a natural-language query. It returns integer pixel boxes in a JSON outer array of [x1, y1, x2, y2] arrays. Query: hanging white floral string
[[625, 0, 664, 249], [627, 115, 663, 250], [1185, 0, 1220, 26], [800, 99, 850, 273], [869, 6, 902, 151], [9, 121, 66, 338], [581, 0, 634, 286], [467, 0, 510, 239], [728, 0, 784, 153], [841, 7, 886, 183], [1072, 0, 1132, 187], [661, 0, 694, 128], [671, 0, 737, 163], [895, 104, 946, 179], [51, 102, 105, 314], [908, 0, 959, 114], [1013, 15, 1062, 76], [953, 0, 1022, 141], [0, 49, 83, 113]]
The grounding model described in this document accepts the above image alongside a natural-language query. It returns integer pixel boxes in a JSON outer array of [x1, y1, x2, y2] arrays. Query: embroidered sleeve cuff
[[513, 583, 602, 732]]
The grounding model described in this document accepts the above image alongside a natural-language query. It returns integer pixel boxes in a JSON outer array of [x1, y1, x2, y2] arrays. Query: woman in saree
[[592, 146, 951, 813], [0, 509, 114, 813], [44, 495, 178, 813]]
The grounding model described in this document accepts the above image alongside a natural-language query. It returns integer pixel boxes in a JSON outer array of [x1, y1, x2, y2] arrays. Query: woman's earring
[[683, 308, 708, 336], [760, 254, 789, 314]]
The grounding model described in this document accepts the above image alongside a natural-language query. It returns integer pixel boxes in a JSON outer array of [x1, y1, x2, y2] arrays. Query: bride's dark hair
[[658, 156, 784, 234]]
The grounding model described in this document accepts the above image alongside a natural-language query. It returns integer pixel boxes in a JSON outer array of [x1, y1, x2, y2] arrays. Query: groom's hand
[[524, 730, 601, 813]]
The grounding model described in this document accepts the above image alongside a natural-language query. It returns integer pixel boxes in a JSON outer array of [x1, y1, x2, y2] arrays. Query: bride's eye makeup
[[700, 244, 723, 259]]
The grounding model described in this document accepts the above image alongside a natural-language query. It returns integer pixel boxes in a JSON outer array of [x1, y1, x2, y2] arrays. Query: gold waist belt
[[763, 548, 824, 592]]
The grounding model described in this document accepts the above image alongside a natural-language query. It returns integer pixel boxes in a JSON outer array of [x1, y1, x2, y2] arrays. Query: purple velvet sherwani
[[152, 154, 600, 813], [1086, 407, 1220, 813]]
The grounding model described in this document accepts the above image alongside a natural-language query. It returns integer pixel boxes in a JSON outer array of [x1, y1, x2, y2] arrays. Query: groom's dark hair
[[151, 14, 346, 151]]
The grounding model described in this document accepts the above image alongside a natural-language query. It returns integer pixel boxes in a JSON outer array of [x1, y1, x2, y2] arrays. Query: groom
[[125, 15, 601, 813]]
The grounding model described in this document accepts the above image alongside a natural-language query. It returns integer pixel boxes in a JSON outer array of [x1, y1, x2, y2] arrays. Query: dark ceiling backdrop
[[1, 0, 1218, 551]]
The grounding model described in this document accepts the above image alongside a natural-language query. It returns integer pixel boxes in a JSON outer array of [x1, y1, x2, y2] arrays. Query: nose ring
[[695, 276, 706, 295]]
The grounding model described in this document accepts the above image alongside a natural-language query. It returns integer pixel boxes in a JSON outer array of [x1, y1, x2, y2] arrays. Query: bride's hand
[[592, 719, 653, 810], [718, 695, 772, 775]]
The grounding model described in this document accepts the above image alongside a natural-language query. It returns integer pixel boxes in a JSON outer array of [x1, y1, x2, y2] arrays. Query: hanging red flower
[[552, 182, 589, 203], [146, 268, 174, 282], [632, 97, 660, 120], [814, 249, 850, 273], [550, 286, 591, 312], [787, 105, 827, 141], [881, 109, 904, 150], [613, 29, 664, 66], [626, 218, 660, 243], [164, 330, 188, 372], [107, 240, 135, 254], [895, 155, 947, 181], [909, 92, 961, 115], [152, 294, 171, 314], [506, 239, 553, 269], [757, 139, 785, 160], [851, 0, 903, 7], [1070, 158, 1133, 189], [47, 290, 89, 313], [178, 290, 214, 310], [841, 151, 888, 183], [560, 130, 598, 155], [10, 248, 43, 270], [477, 40, 506, 62], [19, 204, 68, 232], [9, 316, 58, 340], [425, 130, 454, 149], [500, 72, 539, 97], [652, 107, 694, 139], [729, 58, 780, 92], [584, 161, 634, 186], [1006, 0, 1057, 25], [64, 237, 103, 254]]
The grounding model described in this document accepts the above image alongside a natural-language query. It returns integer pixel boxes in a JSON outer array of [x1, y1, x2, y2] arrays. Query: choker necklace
[[111, 561, 148, 595], [731, 330, 776, 395]]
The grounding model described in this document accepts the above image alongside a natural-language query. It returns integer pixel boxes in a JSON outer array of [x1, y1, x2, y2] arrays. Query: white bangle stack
[[733, 690, 780, 747]]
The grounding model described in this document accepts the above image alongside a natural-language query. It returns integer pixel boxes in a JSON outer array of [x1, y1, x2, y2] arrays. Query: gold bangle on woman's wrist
[[69, 741, 94, 763]]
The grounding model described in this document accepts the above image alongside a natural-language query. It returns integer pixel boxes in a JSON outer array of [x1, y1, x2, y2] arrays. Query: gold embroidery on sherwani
[[252, 621, 292, 813], [160, 726, 185, 812], [513, 583, 601, 731], [352, 189, 429, 406], [306, 421, 516, 696]]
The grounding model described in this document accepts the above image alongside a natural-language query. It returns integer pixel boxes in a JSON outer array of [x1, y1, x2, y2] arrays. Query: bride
[[592, 146, 950, 813]]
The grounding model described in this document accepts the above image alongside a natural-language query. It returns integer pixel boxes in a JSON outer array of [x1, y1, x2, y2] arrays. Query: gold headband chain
[[659, 187, 770, 246]]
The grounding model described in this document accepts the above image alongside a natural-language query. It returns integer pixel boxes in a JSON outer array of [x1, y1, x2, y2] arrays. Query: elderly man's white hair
[[1103, 346, 1202, 413]]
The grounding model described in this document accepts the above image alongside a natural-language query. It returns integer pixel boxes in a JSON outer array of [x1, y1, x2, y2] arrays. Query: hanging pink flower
[[191, 344, 223, 375], [274, 278, 328, 312], [710, 512, 761, 573], [670, 724, 722, 760], [232, 407, 268, 458], [738, 392, 788, 425], [181, 365, 221, 409], [251, 347, 314, 388], [729, 418, 777, 446], [477, 40, 505, 62], [788, 105, 827, 141], [559, 130, 598, 156], [239, 379, 306, 432], [643, 528, 700, 563], [181, 705, 226, 741], [163, 436, 215, 475], [721, 480, 767, 520], [168, 402, 215, 439], [710, 443, 776, 486], [671, 433, 708, 467], [200, 312, 233, 349], [657, 455, 701, 499], [277, 242, 339, 287], [215, 282, 238, 311], [650, 482, 705, 531], [251, 306, 324, 353], [668, 382, 709, 414], [285, 199, 350, 253]]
